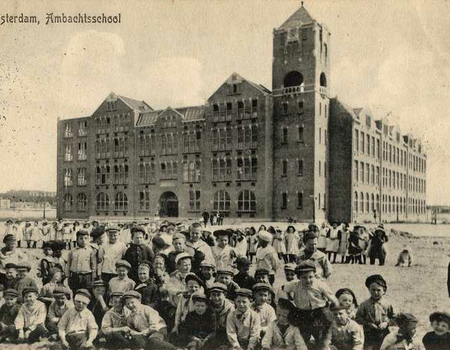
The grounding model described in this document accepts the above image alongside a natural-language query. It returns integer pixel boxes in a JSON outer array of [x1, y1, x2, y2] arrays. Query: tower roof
[[279, 4, 314, 30]]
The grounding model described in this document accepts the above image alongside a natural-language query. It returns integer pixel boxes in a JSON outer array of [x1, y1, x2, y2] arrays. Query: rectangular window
[[371, 137, 375, 157], [319, 161, 322, 176], [366, 134, 370, 155], [64, 123, 73, 138], [78, 142, 87, 161], [282, 128, 288, 144], [360, 162, 364, 183], [78, 121, 87, 137], [319, 128, 322, 144], [77, 168, 87, 186], [298, 159, 303, 176], [282, 160, 288, 177], [354, 161, 358, 181], [64, 144, 73, 162], [298, 101, 304, 114], [189, 190, 201, 212], [281, 192, 288, 209], [297, 192, 303, 208], [360, 131, 365, 153], [355, 129, 359, 152], [366, 163, 369, 183], [298, 126, 304, 143]]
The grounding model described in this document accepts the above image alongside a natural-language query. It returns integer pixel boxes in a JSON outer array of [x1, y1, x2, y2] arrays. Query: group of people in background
[[0, 218, 443, 350]]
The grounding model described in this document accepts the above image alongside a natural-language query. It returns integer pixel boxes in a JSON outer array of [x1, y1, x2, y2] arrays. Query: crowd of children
[[0, 219, 445, 350]]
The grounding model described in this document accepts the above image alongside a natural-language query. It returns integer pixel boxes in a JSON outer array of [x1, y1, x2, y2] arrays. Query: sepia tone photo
[[0, 0, 449, 349]]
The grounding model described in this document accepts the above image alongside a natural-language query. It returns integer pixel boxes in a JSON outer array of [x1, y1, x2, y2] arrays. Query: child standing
[[329, 303, 364, 350], [15, 287, 48, 343], [247, 227, 258, 263], [422, 311, 450, 350], [0, 289, 20, 342], [380, 313, 423, 350], [336, 288, 358, 320], [226, 288, 261, 350], [109, 260, 135, 293], [272, 228, 287, 263], [296, 231, 332, 279], [283, 261, 338, 349], [212, 230, 238, 270], [284, 226, 300, 263], [255, 230, 281, 285], [124, 227, 154, 283], [356, 274, 395, 350], [261, 298, 306, 350]]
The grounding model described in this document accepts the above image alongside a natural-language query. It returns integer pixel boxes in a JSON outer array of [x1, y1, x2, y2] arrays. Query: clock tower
[[272, 4, 330, 222]]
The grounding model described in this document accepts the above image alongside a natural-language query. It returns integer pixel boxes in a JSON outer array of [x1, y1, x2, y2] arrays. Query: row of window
[[409, 153, 426, 173], [64, 121, 87, 138], [354, 130, 380, 158], [95, 114, 129, 134], [64, 168, 87, 187], [211, 100, 258, 123], [353, 192, 427, 215], [279, 192, 327, 211], [354, 161, 380, 185], [64, 143, 87, 162]]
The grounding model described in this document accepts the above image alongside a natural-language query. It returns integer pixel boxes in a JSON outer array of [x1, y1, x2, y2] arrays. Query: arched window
[[213, 190, 230, 212], [238, 190, 256, 212], [366, 193, 369, 213], [283, 71, 304, 88], [371, 194, 375, 212], [64, 194, 73, 211], [360, 192, 364, 213], [354, 192, 358, 213], [376, 194, 380, 212], [115, 192, 128, 211], [77, 193, 87, 211], [388, 196, 391, 213], [96, 192, 109, 211], [320, 72, 327, 87]]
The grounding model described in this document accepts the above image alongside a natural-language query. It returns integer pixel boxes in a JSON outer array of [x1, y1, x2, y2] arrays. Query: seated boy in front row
[[329, 303, 364, 350], [226, 288, 261, 350], [0, 289, 20, 342], [422, 311, 450, 350], [380, 313, 424, 350], [283, 260, 338, 350], [101, 291, 132, 347], [46, 286, 73, 340], [261, 298, 307, 350], [15, 287, 48, 343]]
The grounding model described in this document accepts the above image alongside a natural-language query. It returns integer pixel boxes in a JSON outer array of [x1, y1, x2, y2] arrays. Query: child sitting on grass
[[275, 263, 296, 303], [101, 291, 132, 347], [356, 274, 395, 350], [14, 262, 38, 304], [261, 298, 306, 350], [15, 287, 48, 343], [422, 311, 450, 350], [2, 263, 18, 290], [380, 313, 423, 350], [46, 286, 73, 341], [0, 289, 20, 342], [252, 283, 277, 337], [39, 267, 66, 307], [329, 303, 364, 350]]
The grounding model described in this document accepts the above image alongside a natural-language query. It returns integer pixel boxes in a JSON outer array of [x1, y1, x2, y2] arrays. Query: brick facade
[[56, 5, 427, 223]]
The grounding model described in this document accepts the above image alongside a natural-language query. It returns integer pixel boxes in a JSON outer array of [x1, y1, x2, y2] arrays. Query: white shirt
[[102, 240, 127, 274]]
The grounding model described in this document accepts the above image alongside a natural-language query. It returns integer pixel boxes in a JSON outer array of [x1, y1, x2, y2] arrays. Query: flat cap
[[175, 252, 193, 265], [131, 226, 146, 235], [4, 263, 17, 269], [53, 286, 70, 296], [254, 268, 270, 277], [252, 283, 274, 293], [208, 282, 227, 294], [4, 289, 19, 298], [152, 236, 171, 249], [122, 290, 141, 300], [191, 291, 209, 303], [115, 260, 132, 270], [90, 226, 105, 239], [110, 291, 125, 298], [200, 261, 216, 269], [258, 230, 272, 243], [22, 286, 39, 296], [213, 229, 233, 238], [365, 274, 387, 290], [105, 224, 120, 232], [92, 279, 108, 288], [76, 229, 90, 237], [329, 303, 347, 312], [396, 313, 418, 327], [235, 288, 253, 299], [16, 262, 31, 271], [172, 233, 186, 241], [49, 267, 62, 277], [216, 267, 234, 276], [295, 260, 316, 274], [284, 263, 296, 272], [3, 234, 16, 243], [303, 231, 318, 242], [75, 289, 92, 302], [185, 273, 204, 287]]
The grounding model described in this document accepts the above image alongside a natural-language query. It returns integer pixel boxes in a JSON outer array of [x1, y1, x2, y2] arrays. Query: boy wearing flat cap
[[46, 286, 73, 340], [423, 311, 450, 350], [380, 313, 423, 350], [226, 288, 261, 350], [109, 260, 135, 293], [15, 287, 48, 343], [0, 289, 20, 342], [234, 257, 256, 290], [0, 234, 27, 287], [330, 303, 364, 350], [3, 263, 18, 290], [122, 290, 176, 350], [296, 231, 332, 279], [89, 279, 110, 328], [283, 261, 338, 350], [135, 261, 159, 307], [66, 230, 97, 294], [275, 263, 297, 303], [261, 298, 307, 350], [252, 283, 277, 336], [101, 291, 132, 348], [124, 226, 154, 283], [212, 230, 238, 270], [58, 289, 98, 350], [356, 274, 395, 350], [15, 262, 38, 304], [256, 230, 280, 285], [216, 267, 240, 301], [198, 260, 216, 288]]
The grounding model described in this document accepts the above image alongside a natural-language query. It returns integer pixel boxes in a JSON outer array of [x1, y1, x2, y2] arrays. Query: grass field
[[1, 232, 448, 349]]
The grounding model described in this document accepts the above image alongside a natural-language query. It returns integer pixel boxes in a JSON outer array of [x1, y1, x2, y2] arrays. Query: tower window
[[281, 192, 288, 209], [282, 102, 289, 116], [282, 128, 288, 144], [298, 101, 304, 114], [298, 126, 304, 143], [233, 84, 239, 94], [320, 73, 327, 87], [284, 71, 304, 88], [282, 160, 288, 177]]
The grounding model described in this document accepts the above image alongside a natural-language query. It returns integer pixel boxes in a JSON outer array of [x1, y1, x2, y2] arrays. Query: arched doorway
[[159, 191, 179, 217]]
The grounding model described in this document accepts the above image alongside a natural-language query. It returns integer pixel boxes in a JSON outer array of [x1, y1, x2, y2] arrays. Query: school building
[[56, 5, 427, 223]]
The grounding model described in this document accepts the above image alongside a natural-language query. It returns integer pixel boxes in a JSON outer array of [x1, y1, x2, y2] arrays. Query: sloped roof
[[176, 106, 205, 121], [118, 95, 152, 111], [353, 108, 363, 117], [136, 111, 159, 126], [279, 5, 314, 30], [136, 106, 205, 127]]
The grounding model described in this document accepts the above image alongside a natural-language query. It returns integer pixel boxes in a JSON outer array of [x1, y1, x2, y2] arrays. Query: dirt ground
[[1, 232, 449, 349]]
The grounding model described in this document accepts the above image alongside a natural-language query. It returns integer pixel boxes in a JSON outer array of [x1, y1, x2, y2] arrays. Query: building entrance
[[159, 191, 179, 217]]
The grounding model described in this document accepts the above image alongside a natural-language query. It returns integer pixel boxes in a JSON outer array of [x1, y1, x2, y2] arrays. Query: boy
[[101, 225, 127, 284], [168, 233, 195, 274], [66, 230, 97, 293], [261, 298, 306, 350], [226, 288, 261, 350], [172, 273, 205, 336], [330, 303, 364, 350], [254, 268, 271, 285], [89, 279, 110, 327], [423, 312, 450, 350], [276, 263, 296, 303], [90, 226, 105, 280], [197, 260, 216, 288], [212, 229, 237, 270], [356, 274, 395, 350], [15, 287, 48, 343], [181, 292, 215, 350], [203, 282, 235, 349], [252, 283, 277, 336], [58, 289, 98, 350], [234, 257, 256, 290], [101, 291, 132, 347], [283, 261, 339, 349], [14, 262, 38, 304], [216, 267, 240, 301], [124, 226, 154, 283], [46, 286, 73, 340], [168, 252, 193, 295], [135, 261, 159, 306], [380, 313, 424, 350], [3, 263, 18, 290], [255, 230, 281, 285], [109, 260, 135, 293], [0, 289, 20, 342], [39, 267, 65, 307], [122, 290, 176, 350], [296, 231, 332, 279]]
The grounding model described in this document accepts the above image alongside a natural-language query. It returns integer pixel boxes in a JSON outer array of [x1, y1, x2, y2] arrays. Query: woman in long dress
[[326, 221, 341, 263], [338, 223, 350, 263]]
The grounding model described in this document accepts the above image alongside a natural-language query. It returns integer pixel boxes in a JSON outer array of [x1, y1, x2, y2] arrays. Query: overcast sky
[[0, 0, 449, 204]]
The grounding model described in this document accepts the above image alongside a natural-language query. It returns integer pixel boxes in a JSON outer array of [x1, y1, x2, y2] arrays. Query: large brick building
[[56, 5, 427, 223]]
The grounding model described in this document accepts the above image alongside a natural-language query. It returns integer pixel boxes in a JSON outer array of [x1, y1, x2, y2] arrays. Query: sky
[[0, 0, 449, 204]]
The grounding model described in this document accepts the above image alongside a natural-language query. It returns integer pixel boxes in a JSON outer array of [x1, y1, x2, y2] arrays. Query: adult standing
[[338, 223, 350, 263], [296, 231, 332, 279], [202, 209, 210, 227], [368, 224, 389, 266], [101, 225, 127, 284]]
